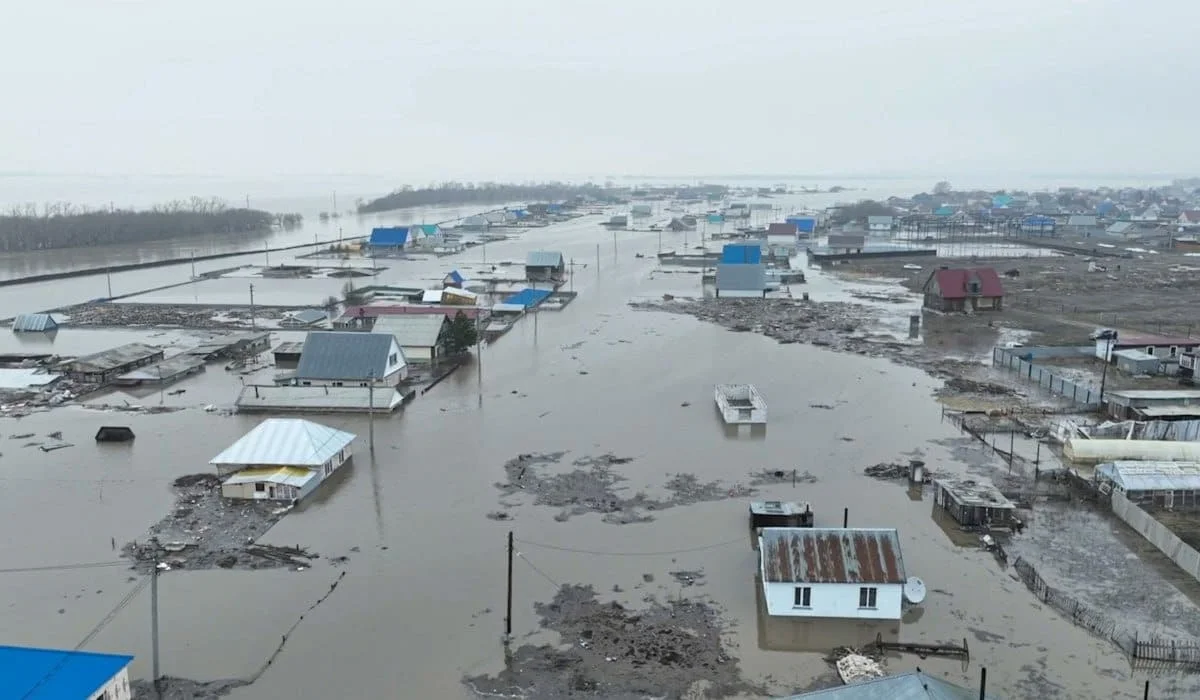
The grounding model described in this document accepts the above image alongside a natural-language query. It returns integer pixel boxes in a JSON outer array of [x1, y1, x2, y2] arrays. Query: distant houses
[[922, 267, 1004, 312], [212, 418, 355, 502], [294, 331, 408, 387], [279, 309, 328, 328]]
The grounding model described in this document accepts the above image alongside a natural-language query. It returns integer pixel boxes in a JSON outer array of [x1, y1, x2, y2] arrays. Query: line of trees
[[0, 197, 283, 252], [357, 182, 609, 214]]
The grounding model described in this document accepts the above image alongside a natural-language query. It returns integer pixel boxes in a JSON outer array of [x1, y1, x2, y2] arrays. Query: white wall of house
[[761, 581, 903, 620], [87, 667, 132, 700], [401, 343, 436, 363], [1098, 340, 1197, 362]]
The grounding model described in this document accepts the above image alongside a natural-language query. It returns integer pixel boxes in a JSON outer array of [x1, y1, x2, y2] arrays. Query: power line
[[514, 537, 745, 557], [0, 560, 127, 575], [516, 552, 560, 589]]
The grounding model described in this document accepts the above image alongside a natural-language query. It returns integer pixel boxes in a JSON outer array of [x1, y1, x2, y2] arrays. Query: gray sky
[[2, 0, 1196, 179]]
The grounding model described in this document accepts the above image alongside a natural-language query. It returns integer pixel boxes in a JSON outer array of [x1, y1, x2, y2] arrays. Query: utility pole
[[190, 252, 196, 280], [658, 229, 662, 254], [105, 267, 113, 299], [569, 259, 575, 294], [612, 230, 617, 259], [504, 530, 514, 641], [245, 194, 250, 209], [265, 241, 270, 267], [476, 312, 483, 388], [595, 244, 600, 273], [1099, 335, 1113, 404], [249, 284, 256, 331], [151, 554, 161, 692], [368, 369, 375, 452]]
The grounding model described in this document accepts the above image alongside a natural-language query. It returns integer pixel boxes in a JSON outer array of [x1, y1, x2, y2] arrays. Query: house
[[715, 243, 766, 299], [58, 343, 165, 383], [1112, 349, 1161, 375], [1066, 215, 1098, 235], [525, 251, 565, 282], [484, 211, 508, 226], [933, 206, 955, 217], [1095, 334, 1200, 362], [867, 215, 894, 232], [1105, 389, 1200, 420], [212, 418, 355, 502], [1096, 461, 1200, 510], [371, 314, 449, 363], [1179, 210, 1200, 228], [631, 203, 653, 217], [411, 223, 443, 246], [2, 644, 133, 700], [758, 527, 907, 620], [366, 226, 410, 254], [1106, 221, 1138, 237], [932, 478, 1016, 528], [1133, 204, 1161, 222], [826, 234, 865, 253], [279, 309, 328, 328], [442, 287, 477, 306], [443, 270, 467, 288], [767, 222, 798, 236], [777, 670, 1000, 699], [922, 267, 1004, 312], [294, 331, 407, 387], [459, 215, 490, 231], [12, 312, 57, 332]]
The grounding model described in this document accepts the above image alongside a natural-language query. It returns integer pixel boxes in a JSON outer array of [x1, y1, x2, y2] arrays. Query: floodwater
[[0, 195, 1192, 699]]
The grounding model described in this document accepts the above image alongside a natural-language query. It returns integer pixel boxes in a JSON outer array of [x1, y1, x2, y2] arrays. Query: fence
[[1110, 492, 1200, 583], [1011, 557, 1125, 650], [992, 347, 1101, 408]]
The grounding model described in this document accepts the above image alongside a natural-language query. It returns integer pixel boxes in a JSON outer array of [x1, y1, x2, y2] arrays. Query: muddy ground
[[122, 474, 317, 572], [493, 453, 754, 525], [463, 584, 760, 699]]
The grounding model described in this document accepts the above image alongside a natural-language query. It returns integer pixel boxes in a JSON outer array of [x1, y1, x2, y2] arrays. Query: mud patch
[[132, 677, 249, 700], [749, 468, 819, 486], [122, 473, 314, 572], [495, 453, 754, 524], [463, 584, 758, 699]]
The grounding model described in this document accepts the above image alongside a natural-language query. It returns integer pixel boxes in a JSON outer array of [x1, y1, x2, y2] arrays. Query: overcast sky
[[2, 0, 1196, 180]]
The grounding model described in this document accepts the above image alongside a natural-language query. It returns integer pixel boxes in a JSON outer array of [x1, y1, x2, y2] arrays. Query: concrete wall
[[761, 581, 902, 620], [1111, 492, 1200, 583]]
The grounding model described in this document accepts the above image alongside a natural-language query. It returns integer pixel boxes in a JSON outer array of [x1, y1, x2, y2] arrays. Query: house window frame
[[1146, 346, 1156, 355], [1170, 346, 1179, 357], [793, 586, 812, 608], [858, 586, 878, 609], [255, 483, 266, 492]]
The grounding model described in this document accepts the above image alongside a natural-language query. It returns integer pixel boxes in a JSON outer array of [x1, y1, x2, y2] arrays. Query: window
[[967, 280, 981, 294], [1170, 346, 1179, 357], [1146, 346, 1155, 355], [389, 352, 398, 365], [333, 381, 343, 387], [858, 586, 878, 608], [255, 483, 265, 492], [793, 586, 811, 608]]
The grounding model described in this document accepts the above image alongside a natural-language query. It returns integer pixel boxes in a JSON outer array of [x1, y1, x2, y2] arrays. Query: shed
[[95, 426, 135, 442], [758, 527, 907, 620], [1067, 215, 1098, 232], [715, 263, 767, 298], [932, 477, 1016, 528], [502, 288, 553, 308], [295, 331, 407, 386], [371, 315, 449, 363], [767, 222, 798, 236], [749, 501, 813, 530], [58, 343, 165, 383], [1095, 461, 1200, 510], [1112, 349, 1161, 375], [12, 313, 58, 333], [867, 215, 894, 232], [272, 341, 305, 364], [1, 644, 134, 700], [443, 270, 467, 288], [1105, 389, 1200, 420], [827, 234, 865, 252], [525, 251, 565, 282], [631, 203, 653, 216]]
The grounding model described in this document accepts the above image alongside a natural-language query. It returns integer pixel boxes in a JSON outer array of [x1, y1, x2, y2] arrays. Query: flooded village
[[8, 180, 1200, 699]]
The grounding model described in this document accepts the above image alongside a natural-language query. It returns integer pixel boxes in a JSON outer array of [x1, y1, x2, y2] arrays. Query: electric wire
[[516, 552, 561, 589], [0, 560, 128, 574]]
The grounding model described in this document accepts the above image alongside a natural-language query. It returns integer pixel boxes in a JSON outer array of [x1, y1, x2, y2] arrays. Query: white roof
[[0, 368, 62, 389], [210, 418, 355, 466], [1097, 461, 1200, 492], [421, 289, 444, 303]]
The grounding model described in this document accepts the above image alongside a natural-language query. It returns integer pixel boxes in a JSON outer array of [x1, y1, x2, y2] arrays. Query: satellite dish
[[903, 576, 927, 605]]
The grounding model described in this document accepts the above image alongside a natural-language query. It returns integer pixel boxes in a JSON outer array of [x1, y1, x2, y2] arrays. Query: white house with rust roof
[[758, 528, 907, 620]]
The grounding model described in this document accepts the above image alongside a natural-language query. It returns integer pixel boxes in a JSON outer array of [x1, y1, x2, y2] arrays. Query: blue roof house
[[992, 194, 1014, 208], [934, 206, 956, 217], [786, 216, 817, 235], [1, 645, 134, 700], [1021, 215, 1056, 236], [367, 227, 410, 255]]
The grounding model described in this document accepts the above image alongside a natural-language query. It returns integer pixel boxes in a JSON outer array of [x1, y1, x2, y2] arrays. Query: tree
[[933, 181, 953, 196], [445, 311, 479, 354]]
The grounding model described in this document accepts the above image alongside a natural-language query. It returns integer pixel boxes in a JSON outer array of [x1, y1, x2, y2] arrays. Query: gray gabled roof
[[526, 250, 564, 268], [12, 313, 58, 332], [779, 670, 998, 699], [371, 315, 447, 348], [1107, 221, 1136, 233], [1067, 215, 1097, 227], [285, 309, 328, 324], [295, 332, 400, 380]]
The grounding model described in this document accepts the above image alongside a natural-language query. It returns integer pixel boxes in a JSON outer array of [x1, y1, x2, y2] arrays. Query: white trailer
[[715, 384, 767, 424]]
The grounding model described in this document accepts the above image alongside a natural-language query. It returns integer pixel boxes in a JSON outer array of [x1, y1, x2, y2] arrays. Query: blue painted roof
[[707, 214, 724, 223], [503, 288, 553, 308], [446, 270, 465, 284], [721, 243, 762, 264], [992, 194, 1013, 208], [1, 645, 133, 699], [417, 224, 440, 236], [369, 227, 409, 246], [1023, 215, 1055, 225], [12, 313, 58, 332]]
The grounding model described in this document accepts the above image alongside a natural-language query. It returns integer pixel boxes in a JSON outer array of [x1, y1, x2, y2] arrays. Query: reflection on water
[[754, 574, 901, 652]]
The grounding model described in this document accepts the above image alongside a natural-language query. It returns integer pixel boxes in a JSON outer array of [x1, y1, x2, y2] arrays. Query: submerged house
[[212, 418, 356, 502], [922, 267, 1004, 312], [12, 313, 58, 333], [294, 331, 407, 387], [525, 251, 566, 282], [758, 527, 907, 620], [279, 309, 328, 328], [58, 343, 165, 383], [932, 477, 1016, 528], [366, 226, 410, 255], [778, 670, 1000, 699], [371, 315, 449, 363]]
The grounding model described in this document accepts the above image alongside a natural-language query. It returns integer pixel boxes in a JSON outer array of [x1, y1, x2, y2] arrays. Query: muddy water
[[0, 213, 1183, 699]]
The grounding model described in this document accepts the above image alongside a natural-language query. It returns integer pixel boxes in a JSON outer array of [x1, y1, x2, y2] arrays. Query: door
[[268, 486, 276, 499], [1166, 490, 1175, 509]]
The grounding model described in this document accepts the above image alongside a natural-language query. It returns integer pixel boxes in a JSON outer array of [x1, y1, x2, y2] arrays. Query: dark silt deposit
[[748, 468, 819, 486], [495, 453, 754, 524], [463, 584, 757, 699], [123, 474, 314, 572], [131, 677, 249, 700]]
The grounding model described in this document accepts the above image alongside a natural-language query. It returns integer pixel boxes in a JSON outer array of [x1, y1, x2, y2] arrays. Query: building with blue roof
[[786, 215, 817, 236], [1, 645, 134, 699], [503, 288, 553, 308], [367, 227, 410, 254], [1020, 215, 1056, 236]]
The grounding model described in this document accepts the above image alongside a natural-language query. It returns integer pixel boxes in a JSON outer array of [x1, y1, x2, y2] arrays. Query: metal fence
[[1012, 557, 1124, 649], [992, 347, 1101, 408]]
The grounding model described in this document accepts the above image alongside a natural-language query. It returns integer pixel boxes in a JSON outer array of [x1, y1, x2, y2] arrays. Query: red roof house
[[922, 267, 1004, 312]]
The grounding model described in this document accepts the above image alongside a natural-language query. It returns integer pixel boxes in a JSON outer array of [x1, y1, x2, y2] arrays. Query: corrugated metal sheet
[[1, 645, 134, 700], [721, 244, 762, 264], [12, 313, 57, 332], [1068, 215, 1098, 227], [778, 670, 995, 699], [296, 332, 398, 380], [715, 263, 766, 292], [369, 227, 409, 246], [235, 385, 403, 412], [371, 315, 447, 348], [210, 418, 355, 467], [282, 309, 328, 325], [760, 528, 905, 584], [525, 251, 564, 268], [504, 288, 553, 308], [1096, 461, 1200, 492]]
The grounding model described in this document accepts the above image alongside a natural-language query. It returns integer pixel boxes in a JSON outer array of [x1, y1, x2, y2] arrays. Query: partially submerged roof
[[296, 331, 399, 380], [767, 222, 798, 235], [1096, 461, 1200, 492], [778, 670, 997, 699], [12, 313, 57, 332], [1067, 215, 1098, 227], [222, 465, 318, 488], [1, 644, 134, 699], [210, 418, 355, 467], [1107, 221, 1137, 233], [526, 250, 564, 268], [933, 478, 1015, 510], [235, 385, 404, 412], [284, 309, 328, 324], [61, 343, 163, 373], [503, 288, 553, 308], [369, 226, 409, 246], [0, 368, 61, 389], [759, 528, 906, 584], [926, 267, 1004, 299], [372, 315, 447, 347]]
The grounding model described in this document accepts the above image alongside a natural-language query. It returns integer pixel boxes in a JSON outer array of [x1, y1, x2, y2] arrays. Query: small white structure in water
[[715, 383, 767, 424]]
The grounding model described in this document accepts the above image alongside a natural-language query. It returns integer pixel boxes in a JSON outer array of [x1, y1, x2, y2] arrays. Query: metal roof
[[222, 465, 317, 488], [0, 368, 61, 389], [1096, 461, 1200, 492], [1136, 406, 1200, 419], [235, 385, 404, 412], [296, 331, 399, 380], [283, 309, 328, 325], [1112, 349, 1158, 362], [526, 250, 564, 268], [1107, 389, 1200, 401], [62, 343, 163, 373], [760, 528, 906, 584], [116, 354, 206, 381], [371, 315, 447, 348], [779, 671, 996, 700], [716, 263, 766, 291], [933, 478, 1015, 510], [12, 313, 58, 332], [421, 289, 444, 303], [1, 644, 134, 699], [272, 341, 305, 355], [368, 227, 409, 246], [503, 288, 553, 308], [1067, 215, 1098, 227], [210, 418, 355, 467]]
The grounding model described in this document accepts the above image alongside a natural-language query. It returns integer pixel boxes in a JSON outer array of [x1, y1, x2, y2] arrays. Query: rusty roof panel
[[760, 528, 906, 584]]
